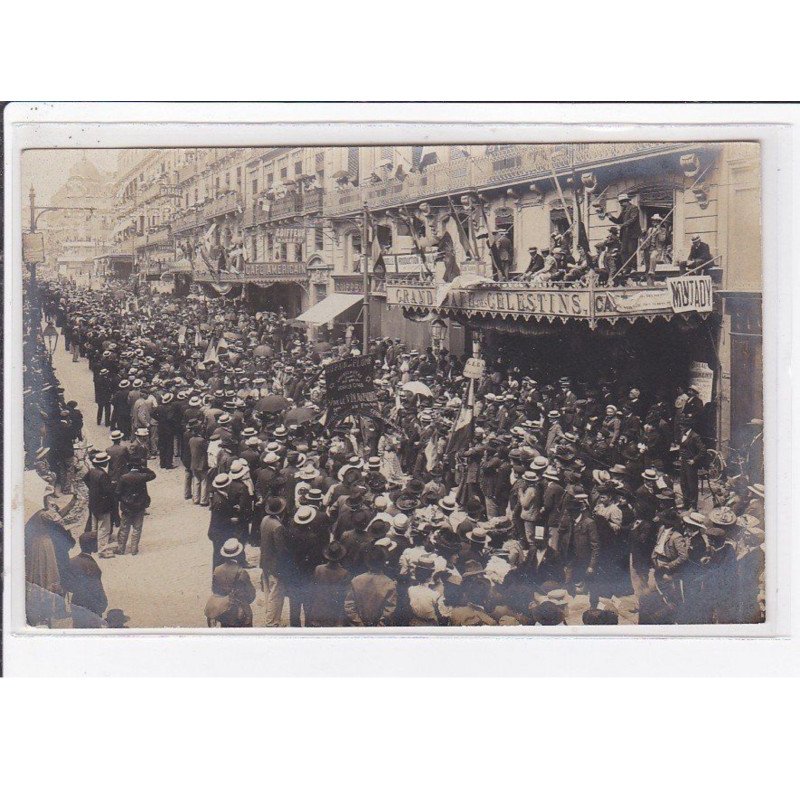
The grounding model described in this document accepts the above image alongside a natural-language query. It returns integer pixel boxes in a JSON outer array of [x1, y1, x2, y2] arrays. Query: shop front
[[387, 275, 721, 439]]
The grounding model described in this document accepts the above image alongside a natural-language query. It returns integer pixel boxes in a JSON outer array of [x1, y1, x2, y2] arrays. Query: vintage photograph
[[20, 141, 765, 629]]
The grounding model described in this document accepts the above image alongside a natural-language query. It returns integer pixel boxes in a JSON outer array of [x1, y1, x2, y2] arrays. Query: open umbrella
[[284, 406, 318, 426], [253, 344, 273, 358], [402, 380, 433, 398], [256, 395, 292, 414]]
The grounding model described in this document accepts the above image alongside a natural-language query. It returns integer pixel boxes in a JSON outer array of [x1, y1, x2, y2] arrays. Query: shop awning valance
[[295, 293, 363, 325]]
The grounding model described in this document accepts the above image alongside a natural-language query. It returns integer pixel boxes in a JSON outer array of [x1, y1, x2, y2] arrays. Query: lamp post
[[43, 322, 59, 361], [431, 317, 447, 354]]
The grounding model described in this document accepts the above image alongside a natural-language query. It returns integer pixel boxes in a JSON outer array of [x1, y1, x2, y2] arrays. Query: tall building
[[93, 143, 761, 456], [33, 154, 116, 285]]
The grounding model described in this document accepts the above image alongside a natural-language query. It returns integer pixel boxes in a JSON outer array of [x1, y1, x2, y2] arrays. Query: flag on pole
[[445, 380, 475, 455]]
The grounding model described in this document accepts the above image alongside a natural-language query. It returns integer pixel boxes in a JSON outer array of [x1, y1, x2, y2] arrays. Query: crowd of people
[[24, 280, 765, 628]]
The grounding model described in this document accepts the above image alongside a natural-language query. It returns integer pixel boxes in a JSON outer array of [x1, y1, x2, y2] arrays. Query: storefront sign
[[394, 253, 437, 274], [274, 228, 305, 243], [689, 361, 714, 405], [324, 355, 378, 418], [667, 275, 713, 313], [387, 279, 713, 324]]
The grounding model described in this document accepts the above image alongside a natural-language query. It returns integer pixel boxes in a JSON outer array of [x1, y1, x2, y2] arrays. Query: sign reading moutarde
[[666, 275, 714, 314], [324, 355, 378, 419]]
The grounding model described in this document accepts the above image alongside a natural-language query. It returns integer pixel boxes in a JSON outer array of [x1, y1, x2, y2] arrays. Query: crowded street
[[22, 281, 766, 629], [20, 143, 766, 630]]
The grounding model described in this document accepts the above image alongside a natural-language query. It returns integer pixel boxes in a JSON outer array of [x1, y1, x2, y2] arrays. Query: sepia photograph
[[18, 139, 765, 630]]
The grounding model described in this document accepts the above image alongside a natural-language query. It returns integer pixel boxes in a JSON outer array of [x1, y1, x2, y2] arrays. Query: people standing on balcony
[[607, 194, 642, 282], [641, 214, 672, 285]]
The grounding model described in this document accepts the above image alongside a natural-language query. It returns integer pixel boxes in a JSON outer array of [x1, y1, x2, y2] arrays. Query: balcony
[[322, 142, 703, 217], [269, 193, 302, 220], [143, 226, 172, 247], [172, 208, 205, 234], [204, 191, 242, 219], [385, 273, 715, 330], [302, 188, 323, 214]]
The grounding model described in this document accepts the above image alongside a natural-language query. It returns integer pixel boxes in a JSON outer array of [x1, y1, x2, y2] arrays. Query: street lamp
[[43, 323, 59, 359], [431, 317, 447, 353]]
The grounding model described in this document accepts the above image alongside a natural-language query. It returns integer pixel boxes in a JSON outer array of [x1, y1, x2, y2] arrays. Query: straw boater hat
[[135, 427, 149, 437], [534, 588, 569, 607], [641, 468, 658, 482], [530, 456, 549, 471], [543, 466, 560, 481], [682, 511, 707, 530], [220, 538, 244, 559], [708, 507, 738, 528], [438, 496, 457, 513], [466, 528, 490, 546], [110, 430, 124, 442], [229, 461, 248, 480], [212, 473, 232, 490], [92, 452, 110, 465], [189, 396, 201, 407], [294, 506, 317, 526], [748, 483, 765, 499]]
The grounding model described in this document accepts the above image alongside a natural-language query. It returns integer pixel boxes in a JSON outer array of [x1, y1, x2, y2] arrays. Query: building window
[[266, 173, 274, 187], [315, 225, 324, 250], [347, 231, 362, 272], [252, 178, 258, 197], [194, 189, 199, 205], [295, 242, 303, 261], [225, 172, 230, 189], [215, 177, 220, 195], [550, 207, 573, 248], [280, 167, 288, 180], [236, 167, 241, 189], [280, 243, 288, 261], [294, 162, 302, 175]]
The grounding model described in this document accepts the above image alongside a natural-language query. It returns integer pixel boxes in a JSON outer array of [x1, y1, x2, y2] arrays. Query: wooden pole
[[361, 203, 370, 352]]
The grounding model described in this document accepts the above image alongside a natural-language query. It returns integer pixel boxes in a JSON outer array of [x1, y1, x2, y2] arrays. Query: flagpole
[[361, 202, 370, 352]]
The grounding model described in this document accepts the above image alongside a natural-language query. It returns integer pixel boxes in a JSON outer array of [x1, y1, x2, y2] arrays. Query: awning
[[295, 293, 363, 325]]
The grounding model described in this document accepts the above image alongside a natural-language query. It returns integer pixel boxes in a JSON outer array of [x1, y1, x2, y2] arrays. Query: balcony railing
[[269, 193, 302, 220], [172, 208, 205, 234], [204, 191, 242, 219], [302, 188, 323, 214], [323, 142, 703, 217], [385, 273, 714, 329]]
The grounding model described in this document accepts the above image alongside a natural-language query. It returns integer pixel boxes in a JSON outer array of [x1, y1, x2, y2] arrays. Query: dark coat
[[65, 553, 108, 617], [557, 511, 601, 573], [84, 467, 115, 516], [117, 467, 156, 514], [106, 443, 130, 485]]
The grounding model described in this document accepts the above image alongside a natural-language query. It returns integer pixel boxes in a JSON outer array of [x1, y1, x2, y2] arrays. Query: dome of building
[[68, 153, 102, 182]]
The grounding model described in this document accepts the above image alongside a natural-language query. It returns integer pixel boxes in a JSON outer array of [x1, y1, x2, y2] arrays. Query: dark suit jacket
[[189, 435, 209, 471], [608, 204, 642, 249], [84, 467, 115, 516], [557, 511, 601, 572], [679, 429, 707, 465], [106, 443, 129, 485]]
